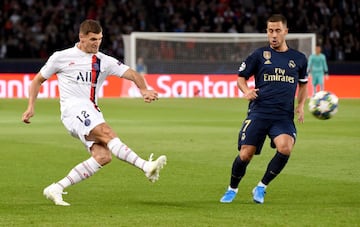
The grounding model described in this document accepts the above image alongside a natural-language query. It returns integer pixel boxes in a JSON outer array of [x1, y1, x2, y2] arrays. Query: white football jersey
[[40, 43, 129, 112]]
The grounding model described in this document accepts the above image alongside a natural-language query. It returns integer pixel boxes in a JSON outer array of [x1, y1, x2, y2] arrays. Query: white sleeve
[[104, 55, 130, 77], [40, 52, 61, 79]]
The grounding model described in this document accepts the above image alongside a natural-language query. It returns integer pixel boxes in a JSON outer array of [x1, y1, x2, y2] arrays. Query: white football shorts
[[61, 99, 105, 151]]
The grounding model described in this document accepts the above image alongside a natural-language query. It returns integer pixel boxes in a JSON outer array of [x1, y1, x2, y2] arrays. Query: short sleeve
[[298, 54, 308, 84], [40, 52, 61, 79], [238, 50, 259, 80], [104, 56, 130, 77]]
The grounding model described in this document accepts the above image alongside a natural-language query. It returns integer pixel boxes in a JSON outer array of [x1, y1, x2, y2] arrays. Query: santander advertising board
[[148, 74, 252, 98], [0, 73, 251, 98], [0, 73, 359, 98]]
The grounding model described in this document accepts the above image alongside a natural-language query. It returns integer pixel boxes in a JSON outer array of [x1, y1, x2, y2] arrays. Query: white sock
[[257, 181, 267, 188], [57, 157, 102, 189], [107, 138, 148, 172], [228, 186, 238, 193]]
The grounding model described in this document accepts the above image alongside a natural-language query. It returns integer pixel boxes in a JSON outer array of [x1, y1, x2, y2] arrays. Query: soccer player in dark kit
[[220, 14, 308, 204]]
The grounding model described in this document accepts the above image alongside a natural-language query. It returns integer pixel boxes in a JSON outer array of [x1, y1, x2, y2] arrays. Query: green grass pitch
[[0, 98, 359, 226]]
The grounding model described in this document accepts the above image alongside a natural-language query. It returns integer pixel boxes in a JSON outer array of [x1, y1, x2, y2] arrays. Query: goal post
[[123, 32, 316, 74]]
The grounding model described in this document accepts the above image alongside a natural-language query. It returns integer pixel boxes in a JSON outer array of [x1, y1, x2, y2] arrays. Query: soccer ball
[[308, 91, 339, 120]]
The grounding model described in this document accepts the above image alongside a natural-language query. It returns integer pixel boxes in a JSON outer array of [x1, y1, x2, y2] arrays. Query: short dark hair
[[79, 19, 102, 35], [267, 14, 287, 27]]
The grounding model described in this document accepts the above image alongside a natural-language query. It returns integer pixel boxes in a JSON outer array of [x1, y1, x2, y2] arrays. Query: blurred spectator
[[0, 0, 359, 61], [136, 57, 147, 75]]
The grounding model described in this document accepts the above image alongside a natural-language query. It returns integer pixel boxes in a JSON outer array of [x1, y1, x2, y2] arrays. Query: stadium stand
[[0, 0, 359, 62]]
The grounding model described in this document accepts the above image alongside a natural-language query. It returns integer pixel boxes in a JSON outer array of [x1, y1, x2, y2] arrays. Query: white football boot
[[43, 183, 70, 206], [145, 153, 167, 183]]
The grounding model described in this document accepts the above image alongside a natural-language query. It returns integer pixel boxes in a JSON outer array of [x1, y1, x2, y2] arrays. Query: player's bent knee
[[88, 123, 118, 145], [91, 144, 113, 166], [276, 141, 293, 155], [274, 135, 294, 155], [239, 145, 256, 161], [277, 146, 292, 156], [93, 153, 112, 166]]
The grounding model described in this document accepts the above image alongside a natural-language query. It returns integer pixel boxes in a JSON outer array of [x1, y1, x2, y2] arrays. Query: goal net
[[122, 32, 316, 74]]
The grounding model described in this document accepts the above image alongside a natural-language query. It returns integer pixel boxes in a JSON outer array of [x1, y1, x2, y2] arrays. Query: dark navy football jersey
[[238, 46, 308, 120]]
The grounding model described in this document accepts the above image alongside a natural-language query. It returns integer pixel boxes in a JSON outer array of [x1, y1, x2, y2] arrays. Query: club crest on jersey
[[263, 51, 272, 64], [92, 62, 100, 71], [288, 60, 296, 68], [84, 118, 91, 126]]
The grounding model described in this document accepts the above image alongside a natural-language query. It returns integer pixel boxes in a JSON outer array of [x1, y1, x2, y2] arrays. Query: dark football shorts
[[237, 115, 297, 155]]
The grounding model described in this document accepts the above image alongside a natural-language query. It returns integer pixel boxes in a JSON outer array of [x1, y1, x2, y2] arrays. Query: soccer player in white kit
[[22, 19, 167, 206]]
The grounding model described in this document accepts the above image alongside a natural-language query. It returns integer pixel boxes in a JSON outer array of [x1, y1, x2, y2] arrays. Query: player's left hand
[[22, 108, 34, 124], [295, 106, 304, 123], [140, 89, 158, 103]]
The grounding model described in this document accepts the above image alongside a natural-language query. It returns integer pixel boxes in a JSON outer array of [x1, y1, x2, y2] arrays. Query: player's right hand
[[244, 88, 259, 101], [140, 89, 158, 103]]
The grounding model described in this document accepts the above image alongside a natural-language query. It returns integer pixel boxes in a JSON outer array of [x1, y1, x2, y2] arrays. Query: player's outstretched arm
[[122, 68, 158, 103], [22, 73, 47, 124]]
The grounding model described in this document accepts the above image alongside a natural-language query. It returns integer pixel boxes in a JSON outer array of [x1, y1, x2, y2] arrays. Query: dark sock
[[261, 151, 289, 185], [230, 155, 249, 189]]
